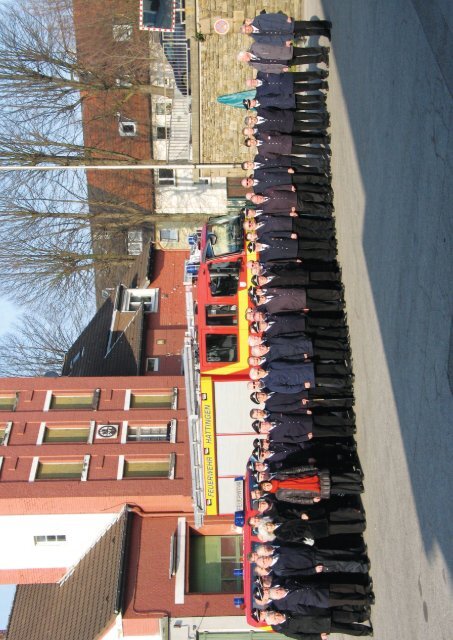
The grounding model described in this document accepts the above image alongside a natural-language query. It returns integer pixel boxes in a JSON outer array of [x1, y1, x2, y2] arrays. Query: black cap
[[247, 241, 256, 253], [250, 392, 260, 404], [251, 275, 259, 287], [253, 438, 261, 448], [243, 99, 250, 110], [251, 608, 261, 622], [250, 321, 260, 334], [251, 419, 261, 433], [254, 585, 264, 601]]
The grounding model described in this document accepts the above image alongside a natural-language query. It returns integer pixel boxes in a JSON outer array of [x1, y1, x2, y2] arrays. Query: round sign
[[98, 424, 117, 438], [214, 19, 230, 35]]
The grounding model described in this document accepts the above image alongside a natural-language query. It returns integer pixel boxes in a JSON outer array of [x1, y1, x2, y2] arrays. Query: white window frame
[[117, 452, 176, 480], [29, 456, 90, 482], [33, 534, 67, 546], [145, 357, 160, 372], [156, 168, 175, 186], [122, 288, 159, 313], [36, 422, 94, 445], [0, 421, 12, 446], [0, 457, 3, 476], [124, 387, 178, 410], [113, 23, 133, 42], [121, 419, 177, 443], [119, 121, 137, 137]]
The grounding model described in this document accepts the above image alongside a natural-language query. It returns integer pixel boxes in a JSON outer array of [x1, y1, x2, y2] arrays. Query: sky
[[0, 298, 20, 338], [0, 584, 15, 629]]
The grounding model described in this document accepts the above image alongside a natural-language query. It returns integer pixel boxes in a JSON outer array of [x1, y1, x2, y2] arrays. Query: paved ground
[[303, 1, 453, 639]]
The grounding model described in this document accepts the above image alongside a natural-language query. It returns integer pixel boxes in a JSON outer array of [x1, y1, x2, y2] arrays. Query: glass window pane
[[189, 535, 242, 593], [124, 458, 169, 477], [206, 335, 237, 363], [36, 461, 83, 479], [130, 393, 172, 408], [44, 428, 89, 443], [50, 395, 92, 410], [0, 396, 16, 411], [205, 305, 238, 326]]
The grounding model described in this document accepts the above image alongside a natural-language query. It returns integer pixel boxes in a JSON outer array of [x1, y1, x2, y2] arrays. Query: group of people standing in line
[[235, 11, 374, 639]]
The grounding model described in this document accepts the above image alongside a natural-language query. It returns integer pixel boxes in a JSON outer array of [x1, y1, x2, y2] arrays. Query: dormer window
[[122, 288, 159, 313], [119, 121, 137, 136]]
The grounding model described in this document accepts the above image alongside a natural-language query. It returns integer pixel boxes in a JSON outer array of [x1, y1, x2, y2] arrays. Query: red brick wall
[[143, 250, 189, 374], [0, 376, 192, 514]]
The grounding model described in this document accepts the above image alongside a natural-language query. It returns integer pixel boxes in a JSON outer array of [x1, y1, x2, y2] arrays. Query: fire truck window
[[205, 305, 238, 326], [208, 262, 240, 297], [206, 334, 238, 362]]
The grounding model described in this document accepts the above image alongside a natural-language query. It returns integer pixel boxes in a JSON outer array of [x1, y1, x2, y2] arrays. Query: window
[[155, 101, 172, 116], [145, 357, 159, 372], [157, 168, 175, 186], [189, 535, 243, 593], [0, 395, 17, 411], [119, 121, 137, 136], [35, 460, 85, 480], [126, 420, 176, 442], [43, 425, 91, 443], [34, 534, 66, 545], [0, 422, 12, 446], [127, 230, 143, 255], [205, 305, 238, 326], [206, 335, 238, 363], [208, 262, 240, 297], [115, 76, 133, 88], [122, 288, 159, 313], [128, 388, 177, 409], [156, 126, 168, 140], [47, 391, 98, 411], [159, 228, 179, 242], [113, 23, 133, 41], [118, 453, 175, 479]]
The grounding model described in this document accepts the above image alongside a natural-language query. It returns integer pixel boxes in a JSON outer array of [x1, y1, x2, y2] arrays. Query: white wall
[[155, 172, 227, 215], [0, 513, 118, 570]]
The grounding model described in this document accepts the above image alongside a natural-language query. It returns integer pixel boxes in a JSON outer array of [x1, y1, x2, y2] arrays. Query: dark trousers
[[313, 338, 349, 350], [292, 71, 328, 82], [316, 363, 351, 376], [313, 425, 355, 438], [308, 271, 341, 283], [292, 51, 328, 65], [314, 412, 355, 427], [292, 174, 330, 186], [291, 155, 329, 168], [289, 133, 330, 145], [294, 20, 332, 38], [315, 377, 353, 391], [294, 80, 328, 93], [291, 144, 327, 156], [292, 218, 334, 239], [331, 622, 372, 636], [294, 94, 327, 105]]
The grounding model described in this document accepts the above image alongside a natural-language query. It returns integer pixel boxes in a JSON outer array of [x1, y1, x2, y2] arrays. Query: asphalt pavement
[[303, 1, 453, 638]]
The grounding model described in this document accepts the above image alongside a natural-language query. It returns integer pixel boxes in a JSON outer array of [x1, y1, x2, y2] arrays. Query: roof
[[62, 247, 153, 377], [6, 511, 129, 640]]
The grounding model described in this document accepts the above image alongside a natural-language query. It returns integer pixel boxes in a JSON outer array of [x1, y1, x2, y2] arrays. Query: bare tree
[[0, 0, 172, 128], [0, 304, 91, 377]]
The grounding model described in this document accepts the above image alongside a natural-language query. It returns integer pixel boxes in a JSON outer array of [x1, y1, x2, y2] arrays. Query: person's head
[[247, 241, 256, 254], [256, 391, 268, 403], [248, 515, 261, 527], [245, 306, 256, 322], [249, 367, 266, 381], [257, 420, 272, 434], [251, 419, 261, 433], [264, 610, 286, 626], [245, 115, 257, 126], [247, 380, 264, 391], [241, 160, 254, 170], [256, 522, 275, 542], [246, 208, 257, 218], [245, 78, 258, 89], [241, 177, 254, 188], [248, 356, 262, 367], [255, 555, 273, 569], [251, 194, 264, 204], [250, 408, 266, 420], [250, 488, 263, 500], [240, 22, 253, 35], [269, 586, 288, 600], [244, 137, 257, 147], [257, 471, 270, 483], [237, 50, 251, 63], [259, 480, 273, 492], [243, 126, 256, 137], [257, 497, 271, 512], [257, 275, 269, 286], [246, 231, 258, 242], [254, 542, 274, 556], [248, 334, 262, 347], [254, 565, 270, 576], [251, 344, 269, 357], [254, 462, 267, 472], [247, 260, 263, 275], [245, 191, 256, 201], [247, 551, 259, 562]]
